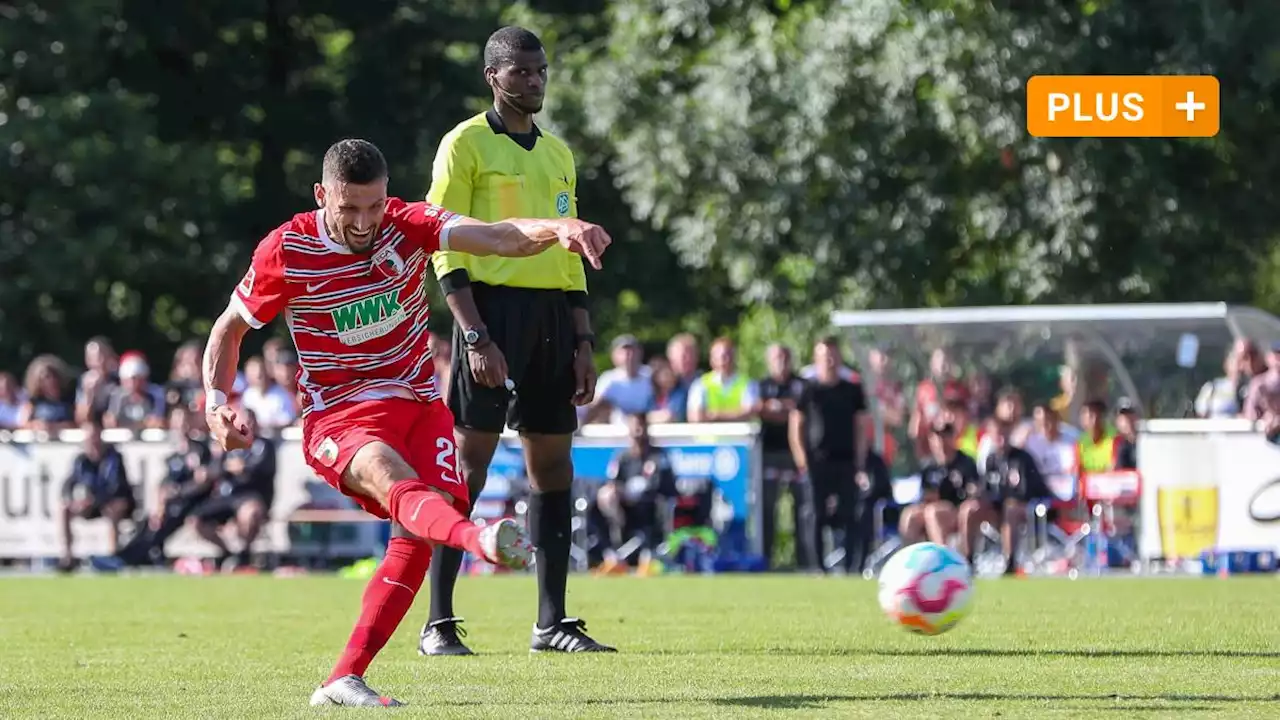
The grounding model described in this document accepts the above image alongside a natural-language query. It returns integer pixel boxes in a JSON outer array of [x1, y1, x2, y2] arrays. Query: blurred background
[[2, 0, 1279, 578]]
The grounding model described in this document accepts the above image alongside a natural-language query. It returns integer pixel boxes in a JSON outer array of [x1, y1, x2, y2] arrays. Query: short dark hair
[[322, 139, 388, 185], [816, 335, 841, 349], [484, 26, 544, 69]]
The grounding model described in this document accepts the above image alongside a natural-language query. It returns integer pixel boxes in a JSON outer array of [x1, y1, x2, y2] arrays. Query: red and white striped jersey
[[229, 198, 464, 417]]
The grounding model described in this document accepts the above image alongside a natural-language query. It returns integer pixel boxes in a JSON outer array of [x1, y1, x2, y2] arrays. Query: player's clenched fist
[[554, 219, 611, 270], [207, 404, 254, 451]]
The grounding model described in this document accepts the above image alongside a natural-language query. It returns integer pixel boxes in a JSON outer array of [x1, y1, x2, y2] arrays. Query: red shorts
[[302, 397, 466, 519]]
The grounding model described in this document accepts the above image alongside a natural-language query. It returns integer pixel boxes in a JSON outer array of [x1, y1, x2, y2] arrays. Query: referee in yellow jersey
[[418, 27, 615, 656]]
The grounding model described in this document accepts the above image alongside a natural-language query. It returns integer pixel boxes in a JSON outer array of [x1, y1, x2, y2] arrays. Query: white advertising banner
[[1137, 419, 1280, 561], [0, 435, 382, 560]]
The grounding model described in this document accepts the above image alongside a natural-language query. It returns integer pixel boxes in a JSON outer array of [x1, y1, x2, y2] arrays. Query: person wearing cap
[[898, 420, 980, 548], [103, 352, 166, 431], [583, 334, 655, 425], [688, 337, 758, 423]]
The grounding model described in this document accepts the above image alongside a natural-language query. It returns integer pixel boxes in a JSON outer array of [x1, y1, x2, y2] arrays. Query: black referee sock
[[428, 544, 465, 623], [529, 489, 572, 629]]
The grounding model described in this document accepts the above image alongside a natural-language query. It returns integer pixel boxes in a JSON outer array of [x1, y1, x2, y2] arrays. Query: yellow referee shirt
[[428, 110, 586, 292]]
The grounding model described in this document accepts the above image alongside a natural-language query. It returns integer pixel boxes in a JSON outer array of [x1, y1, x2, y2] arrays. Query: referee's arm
[[563, 169, 595, 375], [427, 134, 490, 345]]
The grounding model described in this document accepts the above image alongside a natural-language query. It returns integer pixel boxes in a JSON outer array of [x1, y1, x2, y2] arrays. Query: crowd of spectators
[[5, 331, 1279, 574]]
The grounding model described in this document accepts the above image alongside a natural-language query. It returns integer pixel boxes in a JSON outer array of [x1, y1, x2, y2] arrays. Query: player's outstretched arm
[[202, 306, 254, 451], [445, 217, 610, 269]]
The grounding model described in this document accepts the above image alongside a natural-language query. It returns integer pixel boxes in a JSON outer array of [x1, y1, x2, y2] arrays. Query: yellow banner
[[1157, 487, 1219, 559]]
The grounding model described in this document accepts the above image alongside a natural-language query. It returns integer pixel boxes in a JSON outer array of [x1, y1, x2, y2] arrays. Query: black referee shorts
[[449, 282, 579, 435]]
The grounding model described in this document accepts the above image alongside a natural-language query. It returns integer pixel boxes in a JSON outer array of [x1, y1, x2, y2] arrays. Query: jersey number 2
[[435, 437, 459, 485]]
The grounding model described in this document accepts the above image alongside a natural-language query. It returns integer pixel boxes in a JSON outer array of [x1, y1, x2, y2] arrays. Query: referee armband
[[439, 268, 472, 296]]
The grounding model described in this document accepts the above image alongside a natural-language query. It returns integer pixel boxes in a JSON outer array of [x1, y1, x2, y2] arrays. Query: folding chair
[[862, 474, 923, 577], [1027, 473, 1085, 573], [1079, 470, 1143, 573]]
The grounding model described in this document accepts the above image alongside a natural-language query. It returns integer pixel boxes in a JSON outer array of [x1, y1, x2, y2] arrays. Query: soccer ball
[[878, 542, 973, 635]]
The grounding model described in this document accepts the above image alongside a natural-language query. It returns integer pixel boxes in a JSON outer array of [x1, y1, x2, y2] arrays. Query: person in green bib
[[687, 337, 758, 422], [1076, 400, 1117, 474]]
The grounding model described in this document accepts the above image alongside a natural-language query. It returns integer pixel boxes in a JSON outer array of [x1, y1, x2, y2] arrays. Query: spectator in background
[[80, 336, 119, 393], [1243, 342, 1280, 423], [592, 413, 678, 573], [75, 369, 113, 425], [104, 352, 166, 431], [189, 408, 275, 570], [117, 405, 215, 567], [968, 372, 995, 421], [1050, 365, 1077, 419], [241, 355, 297, 431], [0, 371, 25, 429], [663, 333, 701, 423], [976, 388, 1036, 468], [1023, 404, 1077, 478], [166, 340, 204, 413], [1113, 400, 1139, 470], [1196, 341, 1261, 418], [789, 337, 867, 573], [1076, 400, 1116, 475], [863, 348, 904, 465], [272, 348, 301, 400], [18, 354, 76, 433], [965, 418, 1047, 574], [755, 343, 813, 570], [58, 418, 136, 571], [909, 348, 968, 460], [941, 398, 979, 460], [899, 421, 980, 547], [646, 358, 682, 423], [262, 337, 288, 373], [688, 337, 758, 422], [585, 334, 655, 424]]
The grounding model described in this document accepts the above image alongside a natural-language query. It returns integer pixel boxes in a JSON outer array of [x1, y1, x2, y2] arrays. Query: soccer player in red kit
[[201, 139, 610, 708]]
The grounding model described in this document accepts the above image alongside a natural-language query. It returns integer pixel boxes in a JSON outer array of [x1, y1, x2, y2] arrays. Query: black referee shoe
[[531, 618, 617, 653], [418, 617, 474, 656]]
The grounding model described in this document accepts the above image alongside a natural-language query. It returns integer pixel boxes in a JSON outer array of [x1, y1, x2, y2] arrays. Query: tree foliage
[[3, 0, 1279, 379]]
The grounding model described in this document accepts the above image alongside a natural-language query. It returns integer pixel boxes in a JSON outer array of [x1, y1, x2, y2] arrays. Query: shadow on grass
[[754, 647, 1280, 660], [714, 692, 1279, 710]]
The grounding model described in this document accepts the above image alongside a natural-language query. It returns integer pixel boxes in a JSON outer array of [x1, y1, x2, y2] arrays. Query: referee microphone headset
[[487, 68, 532, 106]]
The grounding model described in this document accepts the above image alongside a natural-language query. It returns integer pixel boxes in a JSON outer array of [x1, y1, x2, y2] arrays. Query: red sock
[[326, 537, 432, 685], [386, 479, 483, 555]]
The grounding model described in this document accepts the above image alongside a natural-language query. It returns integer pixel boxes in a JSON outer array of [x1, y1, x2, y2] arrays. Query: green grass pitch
[[1, 574, 1278, 718]]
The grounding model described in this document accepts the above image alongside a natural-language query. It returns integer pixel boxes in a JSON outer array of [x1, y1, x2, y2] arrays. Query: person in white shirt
[[240, 355, 297, 430], [1023, 403, 1077, 479], [584, 334, 655, 424], [687, 337, 758, 422]]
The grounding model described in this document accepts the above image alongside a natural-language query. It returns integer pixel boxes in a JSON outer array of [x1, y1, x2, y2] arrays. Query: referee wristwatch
[[575, 333, 596, 350], [463, 326, 490, 349]]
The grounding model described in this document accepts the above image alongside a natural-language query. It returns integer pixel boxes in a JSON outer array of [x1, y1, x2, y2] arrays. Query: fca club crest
[[371, 241, 405, 279]]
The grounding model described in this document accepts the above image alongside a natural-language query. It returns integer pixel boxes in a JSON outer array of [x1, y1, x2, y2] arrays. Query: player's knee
[[958, 499, 982, 518], [524, 447, 573, 492]]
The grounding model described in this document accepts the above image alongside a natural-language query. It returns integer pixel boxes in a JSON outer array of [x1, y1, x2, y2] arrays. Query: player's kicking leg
[[310, 440, 532, 707]]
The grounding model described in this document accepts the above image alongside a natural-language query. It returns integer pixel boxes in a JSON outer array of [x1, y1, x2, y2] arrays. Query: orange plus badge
[[1026, 75, 1219, 138]]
